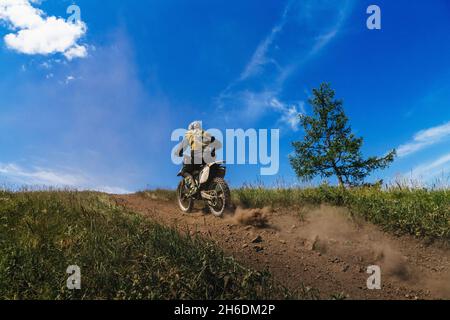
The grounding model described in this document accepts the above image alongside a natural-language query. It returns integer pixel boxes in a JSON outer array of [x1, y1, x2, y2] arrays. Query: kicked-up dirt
[[114, 194, 450, 300]]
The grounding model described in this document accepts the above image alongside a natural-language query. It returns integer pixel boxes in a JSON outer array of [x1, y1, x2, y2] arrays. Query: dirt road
[[114, 194, 450, 300]]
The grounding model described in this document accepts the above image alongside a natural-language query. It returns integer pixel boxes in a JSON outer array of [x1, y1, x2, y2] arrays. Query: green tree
[[290, 83, 396, 187]]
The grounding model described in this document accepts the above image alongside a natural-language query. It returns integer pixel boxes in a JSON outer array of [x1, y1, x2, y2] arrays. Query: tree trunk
[[337, 175, 344, 187], [332, 161, 345, 188]]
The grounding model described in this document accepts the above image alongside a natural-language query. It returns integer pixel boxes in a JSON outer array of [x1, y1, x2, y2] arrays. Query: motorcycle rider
[[175, 121, 221, 185], [174, 122, 229, 215]]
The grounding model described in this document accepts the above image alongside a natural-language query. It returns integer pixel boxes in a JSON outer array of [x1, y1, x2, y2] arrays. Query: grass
[[0, 190, 294, 300]]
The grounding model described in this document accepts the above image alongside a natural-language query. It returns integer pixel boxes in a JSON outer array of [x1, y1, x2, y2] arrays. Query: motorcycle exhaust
[[200, 191, 215, 200]]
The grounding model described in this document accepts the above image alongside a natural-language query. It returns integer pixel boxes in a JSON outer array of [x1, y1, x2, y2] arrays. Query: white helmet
[[188, 121, 202, 131]]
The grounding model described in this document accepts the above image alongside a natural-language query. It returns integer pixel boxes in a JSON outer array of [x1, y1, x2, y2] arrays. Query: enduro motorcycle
[[176, 160, 231, 217]]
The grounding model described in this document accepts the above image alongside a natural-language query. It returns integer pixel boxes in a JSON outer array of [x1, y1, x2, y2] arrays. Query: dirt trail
[[114, 194, 450, 300]]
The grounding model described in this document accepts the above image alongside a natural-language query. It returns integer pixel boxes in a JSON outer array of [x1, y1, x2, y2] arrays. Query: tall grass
[[0, 190, 291, 300]]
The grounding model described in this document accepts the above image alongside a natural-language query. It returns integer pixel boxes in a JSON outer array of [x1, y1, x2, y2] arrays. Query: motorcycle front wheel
[[177, 180, 194, 213]]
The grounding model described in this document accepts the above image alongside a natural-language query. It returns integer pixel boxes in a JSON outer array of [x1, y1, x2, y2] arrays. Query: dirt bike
[[176, 160, 231, 217]]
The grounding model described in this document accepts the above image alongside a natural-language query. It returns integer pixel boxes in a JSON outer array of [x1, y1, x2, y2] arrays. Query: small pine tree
[[290, 83, 396, 187]]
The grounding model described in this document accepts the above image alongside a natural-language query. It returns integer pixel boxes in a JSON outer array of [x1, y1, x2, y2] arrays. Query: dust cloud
[[231, 207, 270, 228]]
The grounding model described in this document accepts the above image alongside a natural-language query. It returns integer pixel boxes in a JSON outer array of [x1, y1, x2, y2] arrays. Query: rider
[[175, 121, 219, 179]]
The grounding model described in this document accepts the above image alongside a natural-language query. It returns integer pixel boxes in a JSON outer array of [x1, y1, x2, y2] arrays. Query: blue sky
[[0, 0, 450, 192]]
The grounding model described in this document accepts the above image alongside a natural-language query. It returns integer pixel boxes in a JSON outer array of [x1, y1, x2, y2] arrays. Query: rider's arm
[[174, 138, 189, 157], [202, 131, 212, 143], [205, 133, 222, 151], [211, 136, 222, 150], [202, 131, 222, 160]]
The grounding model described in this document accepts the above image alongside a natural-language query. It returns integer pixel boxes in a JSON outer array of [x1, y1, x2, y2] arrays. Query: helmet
[[188, 121, 202, 131]]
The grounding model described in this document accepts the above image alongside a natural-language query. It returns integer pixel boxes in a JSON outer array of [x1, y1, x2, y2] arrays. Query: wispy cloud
[[0, 162, 131, 194], [269, 98, 305, 131], [216, 0, 353, 130], [406, 153, 450, 185], [0, 163, 86, 186], [397, 121, 450, 157], [95, 186, 131, 195], [238, 3, 291, 81], [0, 0, 87, 59]]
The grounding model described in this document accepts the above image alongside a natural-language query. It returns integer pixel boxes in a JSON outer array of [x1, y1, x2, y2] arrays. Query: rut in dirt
[[114, 194, 450, 300]]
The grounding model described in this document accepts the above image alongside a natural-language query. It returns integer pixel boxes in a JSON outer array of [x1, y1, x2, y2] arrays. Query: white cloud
[[269, 98, 304, 131], [406, 153, 450, 186], [64, 44, 87, 60], [64, 75, 75, 84], [216, 89, 304, 130], [239, 4, 290, 81], [0, 0, 87, 59], [397, 121, 450, 157], [95, 186, 131, 195], [0, 163, 86, 186], [0, 162, 131, 193], [310, 29, 338, 55]]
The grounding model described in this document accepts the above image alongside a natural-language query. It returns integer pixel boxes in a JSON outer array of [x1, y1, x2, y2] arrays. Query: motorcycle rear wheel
[[207, 177, 231, 217]]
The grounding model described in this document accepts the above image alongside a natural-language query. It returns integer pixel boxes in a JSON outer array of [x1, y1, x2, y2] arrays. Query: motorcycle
[[176, 160, 231, 217]]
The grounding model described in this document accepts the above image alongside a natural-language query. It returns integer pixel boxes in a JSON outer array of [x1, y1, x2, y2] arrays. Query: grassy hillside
[[2, 186, 448, 300], [0, 191, 291, 300]]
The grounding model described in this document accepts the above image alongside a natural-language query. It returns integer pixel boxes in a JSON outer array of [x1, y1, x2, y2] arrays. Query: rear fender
[[210, 164, 226, 179]]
